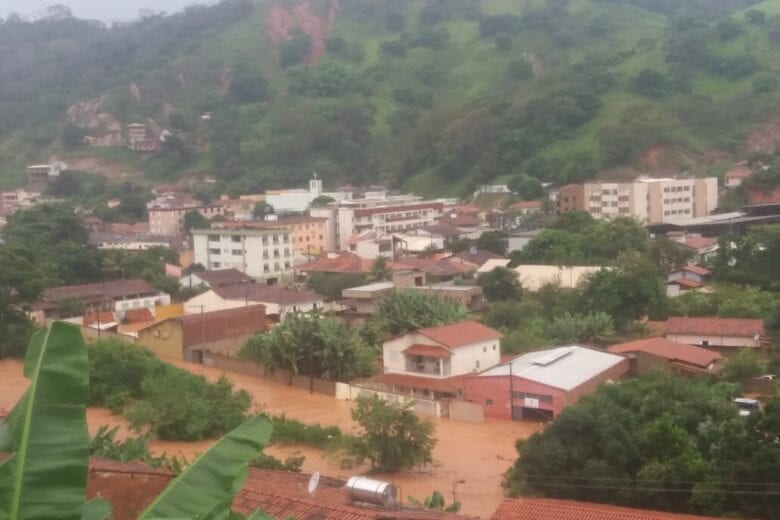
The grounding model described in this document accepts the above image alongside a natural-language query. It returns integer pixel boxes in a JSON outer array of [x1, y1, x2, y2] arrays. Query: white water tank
[[345, 476, 397, 508]]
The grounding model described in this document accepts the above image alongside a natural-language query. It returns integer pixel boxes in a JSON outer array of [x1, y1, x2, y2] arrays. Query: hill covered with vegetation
[[2, 0, 780, 196]]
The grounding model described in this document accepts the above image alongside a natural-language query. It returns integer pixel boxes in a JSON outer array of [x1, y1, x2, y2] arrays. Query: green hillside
[[1, 0, 780, 196]]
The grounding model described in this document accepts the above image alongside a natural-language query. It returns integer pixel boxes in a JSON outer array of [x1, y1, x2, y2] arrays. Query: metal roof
[[479, 346, 626, 391]]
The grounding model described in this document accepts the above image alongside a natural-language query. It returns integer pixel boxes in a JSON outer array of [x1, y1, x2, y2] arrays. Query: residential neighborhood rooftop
[[194, 268, 254, 287], [608, 337, 722, 368], [213, 285, 321, 305], [417, 320, 503, 349], [480, 346, 625, 391], [665, 316, 766, 337]]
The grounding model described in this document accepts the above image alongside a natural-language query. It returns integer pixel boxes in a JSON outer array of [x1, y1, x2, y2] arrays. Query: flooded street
[[0, 358, 542, 518]]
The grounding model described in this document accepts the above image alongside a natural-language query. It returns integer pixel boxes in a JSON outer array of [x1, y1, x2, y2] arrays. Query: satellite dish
[[308, 471, 321, 495]]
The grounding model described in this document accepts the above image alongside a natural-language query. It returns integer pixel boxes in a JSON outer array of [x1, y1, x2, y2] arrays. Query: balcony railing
[[405, 360, 450, 376]]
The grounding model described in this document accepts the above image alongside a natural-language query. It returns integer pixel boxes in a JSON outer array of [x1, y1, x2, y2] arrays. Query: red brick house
[[463, 346, 629, 421]]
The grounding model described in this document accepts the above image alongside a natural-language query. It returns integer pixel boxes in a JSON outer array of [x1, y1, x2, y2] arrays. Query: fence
[[342, 383, 444, 418], [204, 352, 340, 397]]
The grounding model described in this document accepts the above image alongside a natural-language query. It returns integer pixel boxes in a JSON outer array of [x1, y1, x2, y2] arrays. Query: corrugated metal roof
[[479, 346, 625, 391]]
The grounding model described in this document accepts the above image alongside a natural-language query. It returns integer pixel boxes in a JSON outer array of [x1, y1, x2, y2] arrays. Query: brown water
[[0, 359, 542, 518]]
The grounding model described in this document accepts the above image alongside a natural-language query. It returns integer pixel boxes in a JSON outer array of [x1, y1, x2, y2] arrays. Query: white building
[[191, 228, 295, 283], [372, 320, 503, 406], [310, 196, 444, 252], [580, 177, 718, 224], [185, 285, 323, 321]]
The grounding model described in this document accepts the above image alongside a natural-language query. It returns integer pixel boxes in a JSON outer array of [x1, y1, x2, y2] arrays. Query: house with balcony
[[375, 320, 502, 401]]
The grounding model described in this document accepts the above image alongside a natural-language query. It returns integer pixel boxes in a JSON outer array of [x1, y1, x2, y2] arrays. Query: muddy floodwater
[[0, 358, 543, 518]]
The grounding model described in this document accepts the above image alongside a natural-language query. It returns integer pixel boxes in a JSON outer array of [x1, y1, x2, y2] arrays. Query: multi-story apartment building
[[191, 228, 295, 283], [310, 195, 444, 251], [559, 177, 718, 224], [217, 216, 328, 257]]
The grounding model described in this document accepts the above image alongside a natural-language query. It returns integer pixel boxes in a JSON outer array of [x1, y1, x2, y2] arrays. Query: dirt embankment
[[265, 0, 341, 64], [66, 155, 146, 184]]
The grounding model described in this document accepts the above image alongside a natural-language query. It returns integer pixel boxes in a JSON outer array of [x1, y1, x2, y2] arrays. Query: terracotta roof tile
[[608, 337, 721, 368], [234, 469, 468, 520], [299, 254, 407, 274], [213, 285, 322, 306], [669, 278, 702, 289], [491, 498, 723, 520], [681, 264, 711, 276], [665, 317, 765, 338], [38, 279, 159, 310], [403, 344, 453, 358], [680, 237, 717, 250], [195, 268, 254, 287], [374, 373, 466, 394], [124, 308, 155, 324], [417, 320, 502, 349], [449, 250, 504, 267]]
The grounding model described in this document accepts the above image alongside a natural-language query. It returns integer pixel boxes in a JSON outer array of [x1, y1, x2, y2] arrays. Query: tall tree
[[343, 395, 436, 472], [477, 267, 523, 301], [374, 291, 468, 336]]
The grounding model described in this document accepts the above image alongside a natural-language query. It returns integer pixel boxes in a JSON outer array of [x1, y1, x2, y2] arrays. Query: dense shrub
[[88, 340, 250, 441]]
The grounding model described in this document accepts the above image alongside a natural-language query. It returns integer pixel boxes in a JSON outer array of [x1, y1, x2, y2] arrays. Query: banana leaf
[[140, 414, 273, 519], [0, 322, 91, 520]]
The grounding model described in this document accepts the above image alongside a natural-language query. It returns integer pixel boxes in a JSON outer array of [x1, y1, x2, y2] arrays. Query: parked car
[[755, 374, 777, 381], [733, 397, 761, 417]]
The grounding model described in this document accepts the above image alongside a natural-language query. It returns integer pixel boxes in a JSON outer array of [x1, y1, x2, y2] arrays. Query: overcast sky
[[1, 1, 217, 22]]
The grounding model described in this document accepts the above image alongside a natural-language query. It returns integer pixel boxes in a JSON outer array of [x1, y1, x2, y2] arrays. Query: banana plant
[[0, 323, 277, 520], [0, 322, 109, 520], [140, 415, 273, 519]]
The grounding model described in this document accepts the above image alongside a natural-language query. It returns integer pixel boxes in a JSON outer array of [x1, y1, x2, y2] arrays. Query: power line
[[517, 473, 780, 487]]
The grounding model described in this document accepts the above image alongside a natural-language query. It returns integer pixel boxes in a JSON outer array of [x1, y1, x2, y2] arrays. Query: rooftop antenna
[[307, 471, 321, 495]]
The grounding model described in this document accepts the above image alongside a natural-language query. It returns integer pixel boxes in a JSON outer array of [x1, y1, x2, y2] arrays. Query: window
[[476, 360, 480, 369], [284, 261, 291, 269], [273, 249, 280, 258], [272, 235, 279, 244], [263, 264, 270, 273], [209, 248, 220, 255], [483, 347, 487, 353], [263, 252, 269, 259], [211, 262, 221, 269], [232, 249, 242, 256], [262, 236, 269, 245], [231, 236, 241, 243], [493, 344, 497, 350], [485, 399, 494, 405]]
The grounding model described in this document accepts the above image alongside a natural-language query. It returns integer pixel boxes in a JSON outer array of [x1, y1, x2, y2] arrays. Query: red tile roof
[[214, 285, 322, 306], [393, 258, 475, 277], [680, 237, 717, 251], [403, 344, 453, 358], [681, 264, 711, 276], [299, 254, 407, 274], [608, 337, 721, 368], [417, 320, 502, 349], [665, 317, 765, 338], [83, 312, 117, 327], [374, 373, 466, 394], [491, 498, 723, 520], [195, 268, 254, 287], [37, 279, 159, 310], [234, 469, 468, 520], [669, 278, 702, 289], [124, 308, 155, 324]]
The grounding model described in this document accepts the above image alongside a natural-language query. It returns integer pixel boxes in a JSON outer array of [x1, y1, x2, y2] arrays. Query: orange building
[[219, 217, 328, 256]]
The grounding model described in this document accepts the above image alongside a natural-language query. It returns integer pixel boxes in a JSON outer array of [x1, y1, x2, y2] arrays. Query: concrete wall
[[137, 320, 184, 360], [565, 357, 630, 407], [666, 333, 761, 349], [86, 465, 173, 520], [206, 353, 338, 396]]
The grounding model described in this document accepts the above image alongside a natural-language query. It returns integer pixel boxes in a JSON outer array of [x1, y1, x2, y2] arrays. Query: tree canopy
[[506, 375, 779, 518]]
